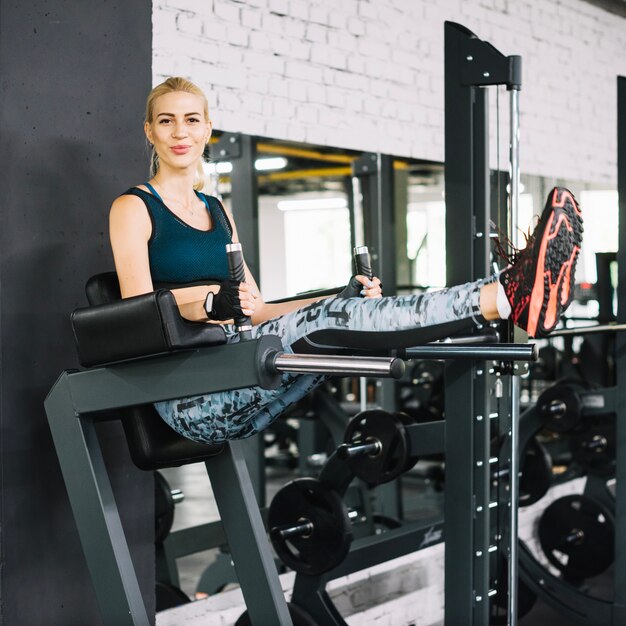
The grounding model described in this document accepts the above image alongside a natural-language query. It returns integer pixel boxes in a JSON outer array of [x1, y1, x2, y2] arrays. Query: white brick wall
[[153, 0, 626, 186]]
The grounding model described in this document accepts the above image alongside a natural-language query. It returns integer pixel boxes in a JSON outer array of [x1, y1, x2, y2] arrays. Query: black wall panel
[[0, 2, 153, 623]]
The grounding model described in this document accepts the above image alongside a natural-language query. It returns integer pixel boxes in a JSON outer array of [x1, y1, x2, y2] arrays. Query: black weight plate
[[405, 360, 444, 408], [395, 411, 420, 473], [538, 495, 615, 580], [570, 417, 616, 477], [531, 344, 562, 380], [519, 437, 553, 507], [536, 383, 582, 433], [235, 602, 319, 626], [268, 477, 352, 576], [343, 410, 409, 486], [154, 471, 175, 544]]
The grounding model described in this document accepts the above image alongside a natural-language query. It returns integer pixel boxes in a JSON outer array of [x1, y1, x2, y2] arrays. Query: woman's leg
[[156, 278, 491, 443], [254, 278, 492, 348], [155, 186, 583, 443]]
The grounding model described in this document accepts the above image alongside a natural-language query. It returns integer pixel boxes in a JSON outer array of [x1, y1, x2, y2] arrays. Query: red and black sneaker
[[499, 187, 583, 338]]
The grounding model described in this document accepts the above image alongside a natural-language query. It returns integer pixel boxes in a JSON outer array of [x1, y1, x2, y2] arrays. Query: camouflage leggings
[[155, 279, 488, 443]]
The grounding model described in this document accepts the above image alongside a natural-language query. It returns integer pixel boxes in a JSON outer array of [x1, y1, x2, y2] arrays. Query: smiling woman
[[107, 76, 582, 445]]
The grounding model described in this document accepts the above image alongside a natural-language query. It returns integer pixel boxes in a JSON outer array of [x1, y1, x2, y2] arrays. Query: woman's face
[[145, 91, 212, 173]]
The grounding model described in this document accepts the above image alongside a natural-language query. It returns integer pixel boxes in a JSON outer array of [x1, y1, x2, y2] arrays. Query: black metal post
[[206, 442, 293, 625], [352, 152, 401, 519], [444, 21, 521, 625], [210, 132, 266, 506], [614, 75, 626, 624], [45, 376, 151, 626]]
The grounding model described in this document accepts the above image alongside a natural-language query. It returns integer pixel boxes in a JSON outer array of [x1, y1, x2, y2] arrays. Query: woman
[[109, 77, 583, 443]]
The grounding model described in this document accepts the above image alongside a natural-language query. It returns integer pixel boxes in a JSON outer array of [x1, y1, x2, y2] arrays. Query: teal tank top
[[124, 184, 233, 285]]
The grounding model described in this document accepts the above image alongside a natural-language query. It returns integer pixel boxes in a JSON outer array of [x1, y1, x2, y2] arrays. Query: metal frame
[[44, 341, 294, 626], [444, 21, 522, 625]]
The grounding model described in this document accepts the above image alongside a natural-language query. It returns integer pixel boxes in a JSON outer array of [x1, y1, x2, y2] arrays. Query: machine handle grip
[[226, 243, 252, 340], [354, 246, 373, 280]]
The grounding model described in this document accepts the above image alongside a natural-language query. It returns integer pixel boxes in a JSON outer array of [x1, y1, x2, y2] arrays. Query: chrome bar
[[509, 88, 520, 249], [549, 323, 626, 337], [508, 82, 521, 626], [276, 520, 313, 540], [508, 375, 521, 626], [271, 353, 405, 378], [337, 440, 382, 459], [432, 328, 500, 345], [404, 343, 536, 361]]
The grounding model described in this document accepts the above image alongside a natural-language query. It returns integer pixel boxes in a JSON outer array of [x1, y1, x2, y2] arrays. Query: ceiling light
[[255, 157, 288, 171], [204, 157, 288, 175], [277, 198, 348, 211], [205, 162, 233, 174]]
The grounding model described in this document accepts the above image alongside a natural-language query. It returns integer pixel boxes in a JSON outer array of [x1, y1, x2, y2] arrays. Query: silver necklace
[[153, 182, 196, 218]]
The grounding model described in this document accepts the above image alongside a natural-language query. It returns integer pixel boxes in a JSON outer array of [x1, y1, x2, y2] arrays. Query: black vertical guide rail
[[615, 75, 626, 624], [352, 153, 397, 295], [344, 175, 357, 252], [444, 22, 521, 625], [210, 133, 260, 281], [210, 133, 265, 506], [351, 153, 401, 519]]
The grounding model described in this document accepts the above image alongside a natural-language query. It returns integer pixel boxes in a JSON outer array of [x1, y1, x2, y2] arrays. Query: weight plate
[[570, 417, 616, 477], [235, 602, 319, 626], [536, 383, 582, 433], [395, 411, 420, 473], [538, 495, 615, 581], [400, 360, 444, 414], [154, 471, 175, 544], [268, 477, 352, 576], [519, 437, 553, 507], [343, 410, 410, 486]]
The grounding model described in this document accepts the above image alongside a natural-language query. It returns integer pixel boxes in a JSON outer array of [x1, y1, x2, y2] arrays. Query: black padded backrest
[[85, 273, 223, 470], [86, 271, 121, 306]]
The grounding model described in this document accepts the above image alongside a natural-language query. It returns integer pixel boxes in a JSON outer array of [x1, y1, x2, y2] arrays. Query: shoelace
[[492, 219, 536, 266]]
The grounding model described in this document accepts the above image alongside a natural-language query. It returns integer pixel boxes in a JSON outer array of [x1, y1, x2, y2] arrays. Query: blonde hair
[[145, 77, 210, 191]]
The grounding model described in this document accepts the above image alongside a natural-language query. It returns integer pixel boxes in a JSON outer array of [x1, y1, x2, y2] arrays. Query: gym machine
[[443, 21, 522, 625], [45, 245, 410, 626], [45, 241, 535, 625], [43, 21, 535, 625]]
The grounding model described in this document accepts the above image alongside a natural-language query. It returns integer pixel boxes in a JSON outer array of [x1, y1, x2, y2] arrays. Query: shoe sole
[[527, 188, 583, 337]]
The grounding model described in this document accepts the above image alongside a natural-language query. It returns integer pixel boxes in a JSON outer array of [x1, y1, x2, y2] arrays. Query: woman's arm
[[222, 205, 381, 326], [109, 195, 223, 321], [109, 195, 380, 325]]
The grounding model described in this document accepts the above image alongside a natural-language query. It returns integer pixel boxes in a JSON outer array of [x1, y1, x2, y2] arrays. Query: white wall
[[154, 0, 626, 186]]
